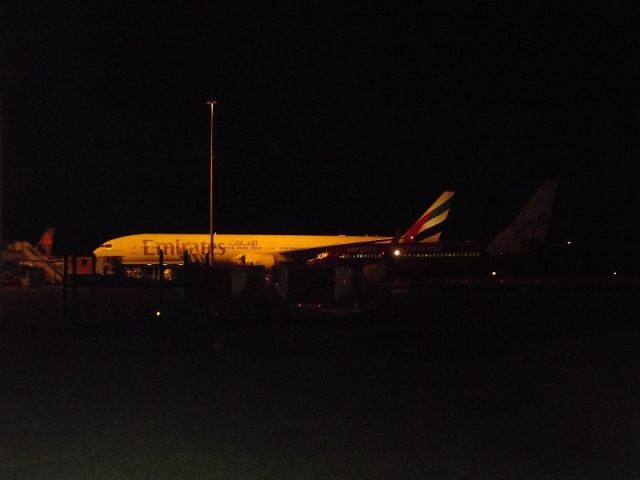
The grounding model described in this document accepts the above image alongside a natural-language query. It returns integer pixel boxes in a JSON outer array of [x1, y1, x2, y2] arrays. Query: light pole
[[207, 99, 217, 266]]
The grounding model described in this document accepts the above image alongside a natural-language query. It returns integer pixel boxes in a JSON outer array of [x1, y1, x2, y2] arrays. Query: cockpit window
[[101, 244, 112, 249]]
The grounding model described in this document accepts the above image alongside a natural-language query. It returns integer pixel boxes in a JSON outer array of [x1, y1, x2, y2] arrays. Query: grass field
[[1, 281, 639, 479]]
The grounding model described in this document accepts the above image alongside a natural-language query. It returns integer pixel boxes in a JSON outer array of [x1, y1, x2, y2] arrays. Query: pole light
[[207, 99, 217, 266]]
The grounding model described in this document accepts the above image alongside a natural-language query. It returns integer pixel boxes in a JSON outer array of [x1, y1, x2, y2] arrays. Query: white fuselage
[[94, 233, 390, 268]]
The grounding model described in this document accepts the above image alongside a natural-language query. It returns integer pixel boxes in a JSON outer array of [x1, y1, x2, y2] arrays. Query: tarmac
[[1, 276, 639, 478]]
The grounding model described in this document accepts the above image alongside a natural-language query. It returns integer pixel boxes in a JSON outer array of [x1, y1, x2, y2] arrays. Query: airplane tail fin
[[401, 191, 455, 243], [36, 227, 55, 257], [486, 179, 558, 255]]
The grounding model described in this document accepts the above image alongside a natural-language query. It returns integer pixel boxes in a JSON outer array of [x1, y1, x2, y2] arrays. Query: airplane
[[306, 190, 455, 267], [1, 227, 58, 257], [306, 179, 559, 282], [92, 191, 455, 276]]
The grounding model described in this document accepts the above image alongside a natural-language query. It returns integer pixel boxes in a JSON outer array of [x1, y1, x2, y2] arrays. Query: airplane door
[[130, 240, 139, 260]]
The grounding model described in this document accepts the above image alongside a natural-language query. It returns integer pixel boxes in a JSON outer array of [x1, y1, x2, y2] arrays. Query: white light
[[567, 241, 572, 245], [394, 249, 401, 256], [156, 311, 161, 317], [491, 271, 497, 276], [613, 271, 617, 276]]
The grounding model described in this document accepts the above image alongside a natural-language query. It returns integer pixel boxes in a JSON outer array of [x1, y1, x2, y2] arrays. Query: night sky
[[1, 4, 638, 260]]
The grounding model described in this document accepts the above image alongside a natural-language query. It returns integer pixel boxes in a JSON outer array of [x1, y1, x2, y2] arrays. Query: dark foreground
[[1, 279, 639, 479]]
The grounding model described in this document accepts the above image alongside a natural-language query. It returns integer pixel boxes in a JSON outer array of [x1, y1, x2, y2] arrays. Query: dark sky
[[1, 4, 638, 257]]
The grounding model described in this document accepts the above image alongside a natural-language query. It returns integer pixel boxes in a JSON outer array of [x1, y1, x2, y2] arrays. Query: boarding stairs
[[2, 241, 64, 284]]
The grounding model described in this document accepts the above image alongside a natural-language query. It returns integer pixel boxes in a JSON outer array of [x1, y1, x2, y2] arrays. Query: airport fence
[[61, 252, 361, 325]]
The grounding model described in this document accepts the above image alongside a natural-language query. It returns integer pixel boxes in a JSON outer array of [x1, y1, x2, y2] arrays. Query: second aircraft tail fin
[[36, 227, 56, 257], [486, 179, 558, 255]]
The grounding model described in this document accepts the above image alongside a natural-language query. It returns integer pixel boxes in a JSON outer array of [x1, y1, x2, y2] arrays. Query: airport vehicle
[[307, 179, 559, 281], [93, 191, 454, 275]]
